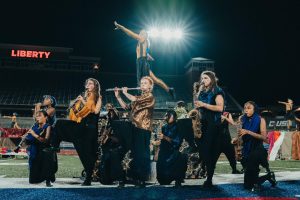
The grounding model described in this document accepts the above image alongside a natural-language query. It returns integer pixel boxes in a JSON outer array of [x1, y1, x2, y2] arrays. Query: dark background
[[0, 0, 299, 107]]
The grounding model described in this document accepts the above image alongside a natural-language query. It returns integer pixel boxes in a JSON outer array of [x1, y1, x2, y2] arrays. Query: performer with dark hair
[[26, 110, 57, 187], [193, 70, 224, 188], [34, 95, 57, 127], [114, 21, 174, 97], [98, 103, 126, 185], [114, 76, 155, 188], [52, 78, 102, 186], [156, 109, 188, 188], [239, 101, 276, 191]]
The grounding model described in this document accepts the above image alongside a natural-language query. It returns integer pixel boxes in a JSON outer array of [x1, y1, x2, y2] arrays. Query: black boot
[[267, 172, 277, 187], [81, 173, 92, 186], [81, 178, 91, 186], [202, 179, 213, 188], [174, 180, 182, 188], [46, 180, 52, 187], [251, 184, 261, 192], [117, 181, 125, 188], [135, 180, 146, 188]]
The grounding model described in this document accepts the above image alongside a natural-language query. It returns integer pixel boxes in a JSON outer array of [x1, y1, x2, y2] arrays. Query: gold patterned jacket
[[126, 92, 155, 131]]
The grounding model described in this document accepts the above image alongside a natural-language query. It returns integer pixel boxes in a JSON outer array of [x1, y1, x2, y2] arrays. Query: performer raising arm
[[114, 21, 174, 97]]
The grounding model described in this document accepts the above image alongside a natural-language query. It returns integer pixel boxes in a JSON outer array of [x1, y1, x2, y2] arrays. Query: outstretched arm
[[278, 101, 287, 105], [114, 21, 144, 42]]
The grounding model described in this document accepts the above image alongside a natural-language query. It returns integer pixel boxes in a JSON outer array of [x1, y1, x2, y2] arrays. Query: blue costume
[[27, 122, 57, 184], [156, 123, 187, 185]]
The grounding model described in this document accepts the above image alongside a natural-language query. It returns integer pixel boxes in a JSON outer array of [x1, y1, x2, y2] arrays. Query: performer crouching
[[156, 110, 188, 188], [114, 76, 155, 188], [26, 110, 57, 187], [239, 101, 276, 191]]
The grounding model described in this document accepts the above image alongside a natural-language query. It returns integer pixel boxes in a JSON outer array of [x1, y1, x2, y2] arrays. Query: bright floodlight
[[173, 29, 183, 39], [162, 29, 172, 39], [148, 27, 184, 40], [149, 28, 159, 38]]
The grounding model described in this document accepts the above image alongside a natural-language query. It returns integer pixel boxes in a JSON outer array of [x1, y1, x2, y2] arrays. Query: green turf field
[[0, 155, 299, 178]]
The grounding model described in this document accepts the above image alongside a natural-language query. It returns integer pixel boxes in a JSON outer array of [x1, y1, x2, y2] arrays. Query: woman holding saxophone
[[52, 78, 102, 186], [193, 70, 225, 188]]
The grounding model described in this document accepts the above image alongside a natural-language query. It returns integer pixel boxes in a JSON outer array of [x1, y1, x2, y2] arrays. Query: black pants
[[29, 146, 57, 184], [130, 126, 151, 181], [136, 57, 150, 85], [157, 151, 188, 185], [199, 123, 222, 182], [99, 147, 125, 184], [53, 119, 98, 180], [218, 130, 237, 171], [243, 145, 269, 189]]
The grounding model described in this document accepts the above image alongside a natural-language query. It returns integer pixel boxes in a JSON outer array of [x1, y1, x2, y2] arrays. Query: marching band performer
[[114, 76, 155, 188]]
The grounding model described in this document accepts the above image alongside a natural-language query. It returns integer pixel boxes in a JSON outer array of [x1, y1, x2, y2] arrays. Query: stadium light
[[147, 27, 184, 40]]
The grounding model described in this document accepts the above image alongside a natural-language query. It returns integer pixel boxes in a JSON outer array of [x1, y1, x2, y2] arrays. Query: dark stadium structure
[[0, 43, 242, 127]]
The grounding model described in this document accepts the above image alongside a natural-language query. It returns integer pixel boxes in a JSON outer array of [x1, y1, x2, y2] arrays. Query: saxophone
[[188, 109, 202, 139], [193, 82, 201, 102], [232, 120, 243, 161], [152, 120, 165, 161]]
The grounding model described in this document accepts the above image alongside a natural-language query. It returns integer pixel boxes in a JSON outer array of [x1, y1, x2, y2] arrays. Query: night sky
[[0, 0, 299, 107]]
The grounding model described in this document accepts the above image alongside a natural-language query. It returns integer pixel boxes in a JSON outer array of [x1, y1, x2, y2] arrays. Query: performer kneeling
[[98, 103, 126, 185], [156, 110, 188, 188], [52, 78, 102, 186], [239, 101, 277, 191], [114, 76, 155, 188], [26, 110, 57, 187]]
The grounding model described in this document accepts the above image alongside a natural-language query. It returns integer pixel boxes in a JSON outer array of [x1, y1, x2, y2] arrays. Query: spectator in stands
[[34, 95, 57, 127], [295, 107, 300, 130], [193, 70, 224, 188], [26, 110, 57, 187], [52, 78, 102, 186], [239, 101, 276, 191], [278, 98, 294, 130], [3, 112, 20, 129], [114, 21, 174, 98]]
